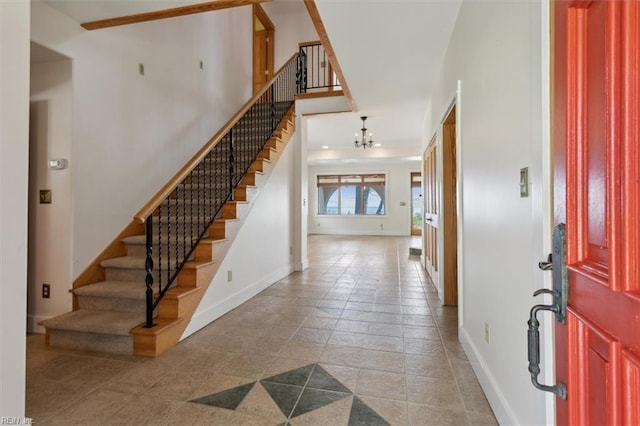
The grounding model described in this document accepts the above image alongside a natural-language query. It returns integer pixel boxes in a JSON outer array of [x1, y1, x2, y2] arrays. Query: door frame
[[252, 4, 274, 95], [441, 101, 458, 306]]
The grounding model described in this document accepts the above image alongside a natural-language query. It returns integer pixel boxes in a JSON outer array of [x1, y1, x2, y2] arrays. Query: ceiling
[[41, 0, 462, 165]]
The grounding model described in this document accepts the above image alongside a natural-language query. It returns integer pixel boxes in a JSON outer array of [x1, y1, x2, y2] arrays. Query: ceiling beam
[[303, 0, 356, 112], [81, 0, 271, 31]]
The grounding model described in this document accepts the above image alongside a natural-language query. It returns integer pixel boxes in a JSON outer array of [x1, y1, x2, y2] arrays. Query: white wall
[[30, 2, 253, 322], [426, 2, 550, 425], [0, 0, 30, 416], [28, 58, 74, 333], [184, 135, 296, 336], [309, 162, 420, 236], [262, 2, 319, 69]]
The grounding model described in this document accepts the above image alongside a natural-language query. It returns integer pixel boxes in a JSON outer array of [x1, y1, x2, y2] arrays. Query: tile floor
[[26, 235, 497, 425]]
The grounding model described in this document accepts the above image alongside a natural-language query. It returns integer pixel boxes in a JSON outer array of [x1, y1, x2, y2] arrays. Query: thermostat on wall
[[48, 159, 68, 170]]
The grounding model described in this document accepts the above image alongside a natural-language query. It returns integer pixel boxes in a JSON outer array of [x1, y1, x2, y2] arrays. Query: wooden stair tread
[[131, 317, 184, 337], [43, 310, 144, 336]]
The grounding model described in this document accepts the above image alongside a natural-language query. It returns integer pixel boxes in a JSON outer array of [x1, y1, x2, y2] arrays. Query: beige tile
[[405, 354, 454, 380], [404, 338, 446, 357], [403, 314, 436, 327], [289, 395, 354, 426], [292, 327, 332, 344], [101, 362, 164, 395], [361, 349, 405, 373], [244, 336, 287, 357], [262, 357, 315, 378], [403, 325, 441, 340], [25, 377, 91, 420], [373, 304, 403, 314], [279, 341, 325, 361], [466, 410, 499, 425], [457, 378, 494, 415], [45, 389, 133, 425], [319, 345, 364, 368], [105, 394, 183, 426], [340, 310, 373, 322], [407, 402, 470, 426], [406, 376, 463, 410], [220, 353, 274, 380], [144, 369, 206, 401], [302, 316, 338, 330], [161, 402, 231, 425], [362, 334, 403, 352], [355, 369, 407, 400], [360, 396, 409, 426], [214, 409, 275, 426], [335, 319, 370, 333], [263, 325, 299, 340], [368, 322, 404, 337], [370, 312, 403, 324], [328, 331, 365, 348], [235, 382, 288, 423]]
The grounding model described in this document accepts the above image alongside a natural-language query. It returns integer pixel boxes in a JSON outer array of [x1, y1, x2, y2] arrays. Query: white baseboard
[[27, 315, 48, 334], [459, 327, 518, 425], [180, 263, 294, 339]]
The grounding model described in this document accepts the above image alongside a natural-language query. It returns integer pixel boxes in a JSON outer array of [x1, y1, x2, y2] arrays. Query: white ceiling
[[41, 0, 462, 164]]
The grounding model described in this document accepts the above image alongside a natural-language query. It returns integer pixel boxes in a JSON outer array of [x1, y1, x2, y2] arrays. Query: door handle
[[538, 253, 552, 271], [526, 223, 569, 399], [528, 290, 567, 399]]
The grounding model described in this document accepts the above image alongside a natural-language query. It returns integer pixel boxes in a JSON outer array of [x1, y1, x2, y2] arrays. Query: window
[[317, 174, 385, 215]]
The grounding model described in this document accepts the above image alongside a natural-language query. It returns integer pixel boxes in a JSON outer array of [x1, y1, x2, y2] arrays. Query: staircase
[[43, 55, 299, 357]]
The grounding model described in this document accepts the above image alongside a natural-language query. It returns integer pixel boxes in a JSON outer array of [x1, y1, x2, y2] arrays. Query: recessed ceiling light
[[321, 145, 329, 149], [374, 143, 382, 147]]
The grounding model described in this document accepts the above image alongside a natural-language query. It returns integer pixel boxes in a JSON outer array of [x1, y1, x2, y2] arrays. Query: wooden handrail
[[134, 52, 298, 223], [299, 40, 322, 47]]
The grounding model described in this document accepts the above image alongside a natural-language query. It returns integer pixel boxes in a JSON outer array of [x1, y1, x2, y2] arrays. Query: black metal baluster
[[144, 215, 154, 328], [229, 129, 235, 201]]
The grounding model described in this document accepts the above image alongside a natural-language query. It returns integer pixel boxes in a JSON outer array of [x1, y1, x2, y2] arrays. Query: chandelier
[[354, 116, 374, 149]]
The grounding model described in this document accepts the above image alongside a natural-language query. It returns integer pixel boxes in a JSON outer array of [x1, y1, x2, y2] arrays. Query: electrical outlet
[[199, 60, 204, 70], [138, 63, 145, 76], [42, 283, 50, 299], [484, 322, 490, 344], [227, 270, 232, 282], [380, 224, 384, 230]]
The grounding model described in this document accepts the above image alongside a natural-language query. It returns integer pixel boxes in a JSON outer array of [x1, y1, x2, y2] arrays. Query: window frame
[[315, 173, 387, 216]]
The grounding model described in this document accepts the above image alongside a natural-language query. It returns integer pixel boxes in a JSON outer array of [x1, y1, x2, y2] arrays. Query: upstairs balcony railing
[[297, 41, 341, 93], [135, 53, 301, 328]]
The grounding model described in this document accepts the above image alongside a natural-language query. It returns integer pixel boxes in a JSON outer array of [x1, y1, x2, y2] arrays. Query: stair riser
[[104, 267, 178, 282], [78, 295, 145, 313], [49, 330, 134, 355]]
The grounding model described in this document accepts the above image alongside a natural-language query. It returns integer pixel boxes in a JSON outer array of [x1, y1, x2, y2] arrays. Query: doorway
[[253, 4, 274, 95], [28, 43, 73, 333], [410, 172, 422, 236]]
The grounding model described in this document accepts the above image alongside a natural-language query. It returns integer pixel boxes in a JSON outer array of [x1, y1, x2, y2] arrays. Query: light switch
[[520, 167, 529, 197], [48, 158, 67, 170]]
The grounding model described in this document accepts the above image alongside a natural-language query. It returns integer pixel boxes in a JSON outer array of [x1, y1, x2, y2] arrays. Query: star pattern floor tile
[[189, 363, 389, 424], [190, 381, 256, 410]]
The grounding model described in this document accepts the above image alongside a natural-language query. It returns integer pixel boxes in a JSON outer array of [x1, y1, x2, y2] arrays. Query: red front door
[[554, 0, 640, 424]]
